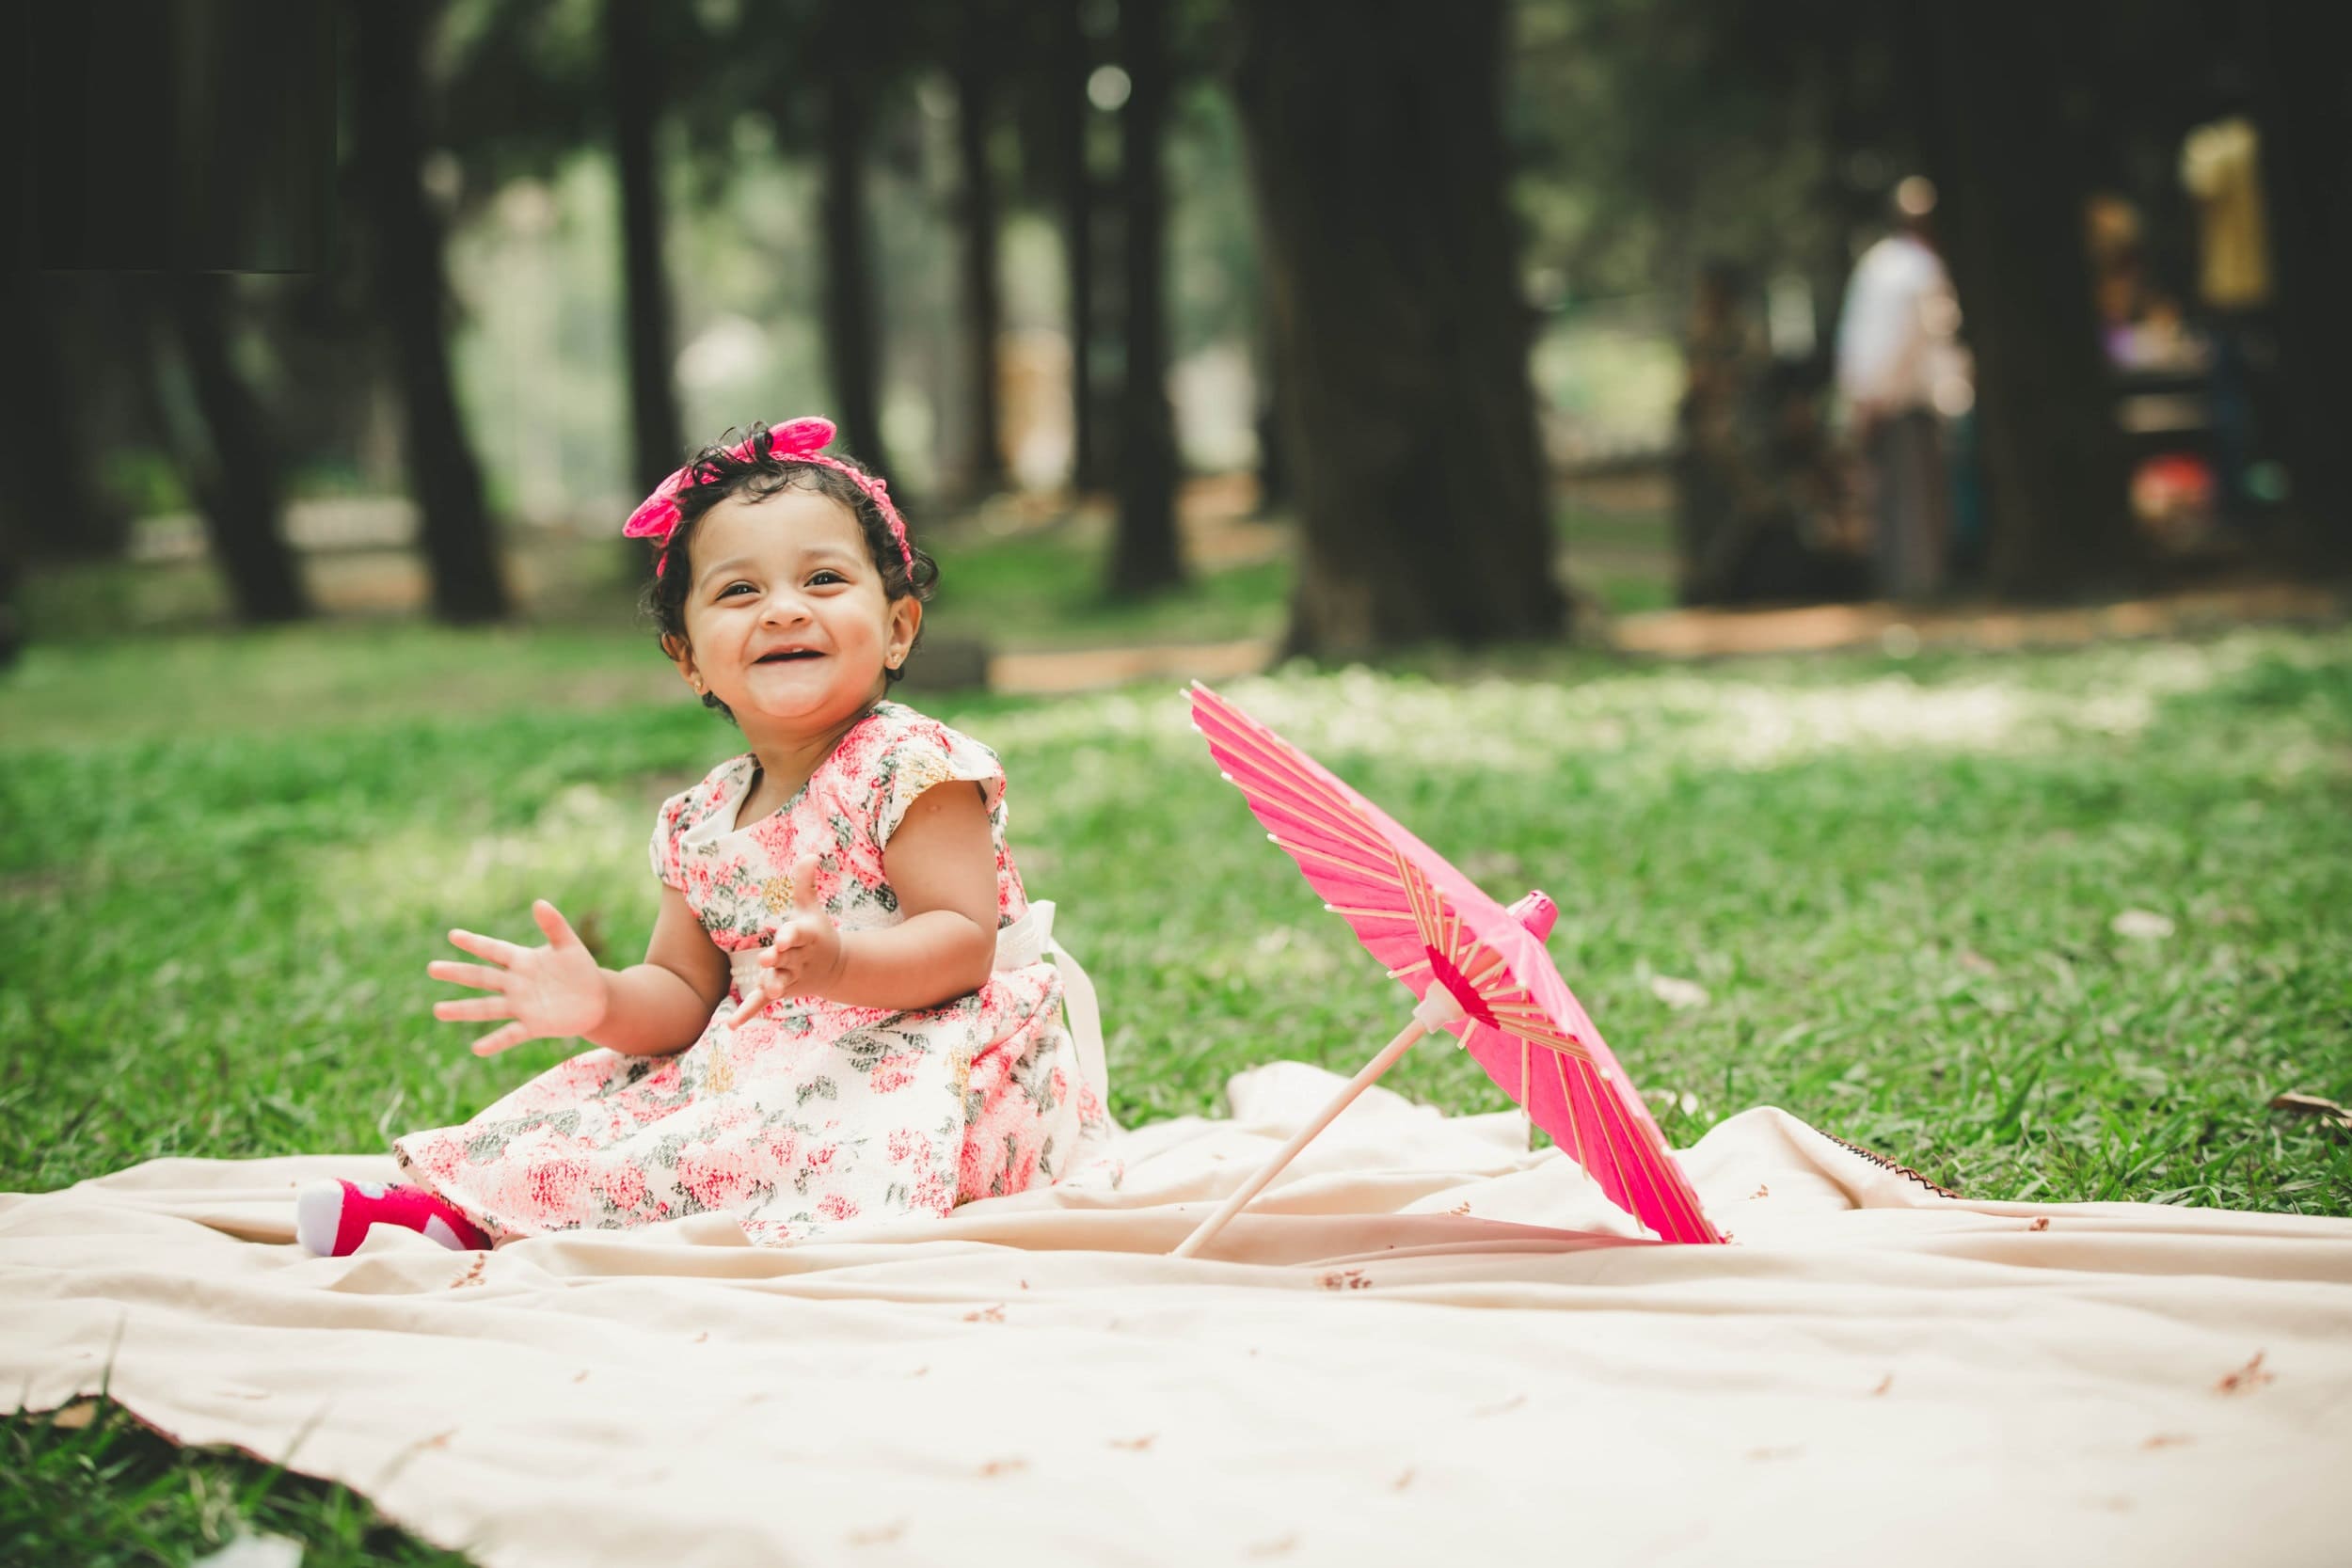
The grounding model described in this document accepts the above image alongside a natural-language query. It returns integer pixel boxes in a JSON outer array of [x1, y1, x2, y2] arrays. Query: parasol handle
[[1171, 989, 1462, 1259]]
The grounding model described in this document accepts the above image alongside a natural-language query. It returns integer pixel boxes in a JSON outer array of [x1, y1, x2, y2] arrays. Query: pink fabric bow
[[624, 417, 914, 578]]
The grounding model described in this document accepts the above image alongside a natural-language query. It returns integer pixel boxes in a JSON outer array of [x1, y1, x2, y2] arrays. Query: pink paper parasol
[[1172, 683, 1722, 1255]]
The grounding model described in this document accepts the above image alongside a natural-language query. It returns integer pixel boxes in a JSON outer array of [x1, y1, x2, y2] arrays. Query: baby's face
[[673, 488, 919, 733]]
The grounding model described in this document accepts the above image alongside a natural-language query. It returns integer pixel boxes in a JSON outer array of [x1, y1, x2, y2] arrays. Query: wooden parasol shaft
[[1171, 1016, 1430, 1259]]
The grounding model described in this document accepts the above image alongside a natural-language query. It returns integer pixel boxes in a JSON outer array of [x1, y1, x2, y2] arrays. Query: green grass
[[4, 1394, 471, 1568], [926, 527, 1292, 649], [5, 620, 2349, 1559]]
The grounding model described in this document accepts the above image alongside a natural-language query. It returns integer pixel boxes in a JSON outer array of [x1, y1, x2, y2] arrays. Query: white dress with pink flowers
[[392, 700, 1118, 1245]]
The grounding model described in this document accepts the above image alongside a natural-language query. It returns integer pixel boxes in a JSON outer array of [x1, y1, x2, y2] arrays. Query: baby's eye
[[807, 570, 847, 586], [718, 582, 757, 598]]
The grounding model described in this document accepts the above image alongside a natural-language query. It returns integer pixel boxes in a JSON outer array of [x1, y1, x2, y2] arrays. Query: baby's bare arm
[[587, 883, 731, 1055]]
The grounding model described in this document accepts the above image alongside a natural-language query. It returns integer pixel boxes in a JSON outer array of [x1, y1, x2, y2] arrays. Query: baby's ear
[[661, 634, 704, 690]]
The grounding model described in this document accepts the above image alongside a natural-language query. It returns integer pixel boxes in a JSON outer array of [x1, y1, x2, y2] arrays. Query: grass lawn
[[5, 618, 2348, 1560]]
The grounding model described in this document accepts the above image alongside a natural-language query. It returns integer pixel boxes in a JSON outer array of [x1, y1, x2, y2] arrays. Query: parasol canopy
[[1178, 682, 1721, 1250]]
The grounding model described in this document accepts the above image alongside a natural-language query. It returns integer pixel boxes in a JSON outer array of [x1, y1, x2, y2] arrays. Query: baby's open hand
[[429, 899, 610, 1056], [725, 856, 842, 1027]]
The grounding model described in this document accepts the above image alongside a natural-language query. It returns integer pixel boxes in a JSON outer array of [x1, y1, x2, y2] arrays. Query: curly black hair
[[640, 423, 940, 721]]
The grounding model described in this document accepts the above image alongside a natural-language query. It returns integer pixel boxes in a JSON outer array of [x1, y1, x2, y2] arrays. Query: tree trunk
[[606, 0, 684, 499], [1051, 0, 1101, 493], [1107, 0, 1183, 596], [350, 0, 510, 624], [2249, 2, 2352, 569], [1911, 6, 2137, 599], [0, 277, 129, 562], [1252, 323, 1288, 516], [1233, 0, 1563, 653], [816, 2, 892, 478], [166, 275, 310, 624], [954, 8, 1009, 499]]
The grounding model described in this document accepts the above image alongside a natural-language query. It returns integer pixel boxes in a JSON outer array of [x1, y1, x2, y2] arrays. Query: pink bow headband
[[622, 417, 914, 578]]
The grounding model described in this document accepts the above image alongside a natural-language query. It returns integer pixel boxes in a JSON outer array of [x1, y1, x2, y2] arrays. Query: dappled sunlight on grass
[[993, 628, 2319, 780], [310, 782, 649, 940]]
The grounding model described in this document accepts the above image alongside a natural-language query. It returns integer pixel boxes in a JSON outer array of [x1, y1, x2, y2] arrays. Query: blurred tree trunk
[[2249, 3, 2352, 569], [1050, 0, 1101, 493], [606, 0, 684, 499], [0, 277, 129, 562], [1910, 6, 2137, 599], [165, 275, 310, 623], [1233, 0, 1563, 653], [1107, 0, 1183, 596], [954, 6, 1009, 498], [1252, 324, 1288, 516], [351, 0, 511, 624], [816, 1, 892, 476]]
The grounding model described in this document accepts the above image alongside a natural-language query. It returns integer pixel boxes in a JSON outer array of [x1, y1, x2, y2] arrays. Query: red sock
[[296, 1180, 491, 1257]]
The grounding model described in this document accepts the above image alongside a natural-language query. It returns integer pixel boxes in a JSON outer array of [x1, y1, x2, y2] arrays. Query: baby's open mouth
[[755, 650, 822, 663]]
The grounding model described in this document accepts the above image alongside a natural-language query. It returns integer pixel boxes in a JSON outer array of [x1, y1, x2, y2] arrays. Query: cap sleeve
[[868, 719, 1006, 852], [649, 785, 694, 891]]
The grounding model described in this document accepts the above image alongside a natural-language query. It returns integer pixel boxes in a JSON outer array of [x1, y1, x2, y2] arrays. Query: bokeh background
[[3, 0, 2345, 661]]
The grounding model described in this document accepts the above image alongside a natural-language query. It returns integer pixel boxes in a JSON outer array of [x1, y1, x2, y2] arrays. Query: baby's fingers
[[724, 984, 772, 1031], [446, 927, 525, 965], [471, 1023, 530, 1057], [427, 959, 508, 991], [435, 996, 516, 1022]]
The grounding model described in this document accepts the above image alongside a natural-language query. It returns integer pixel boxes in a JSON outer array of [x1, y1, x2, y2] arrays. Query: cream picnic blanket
[[5, 1061, 2349, 1567]]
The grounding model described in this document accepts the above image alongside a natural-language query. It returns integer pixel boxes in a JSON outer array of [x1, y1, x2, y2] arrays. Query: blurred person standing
[[1836, 177, 1970, 599]]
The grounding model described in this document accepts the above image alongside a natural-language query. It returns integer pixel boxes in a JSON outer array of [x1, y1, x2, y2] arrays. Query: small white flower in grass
[[1649, 974, 1710, 1010], [2111, 910, 2175, 941]]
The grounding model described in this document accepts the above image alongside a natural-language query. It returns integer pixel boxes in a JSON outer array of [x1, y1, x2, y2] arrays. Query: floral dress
[[392, 700, 1117, 1245]]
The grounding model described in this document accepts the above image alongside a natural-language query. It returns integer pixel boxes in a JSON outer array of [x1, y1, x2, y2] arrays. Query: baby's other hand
[[724, 857, 842, 1028], [430, 898, 610, 1056]]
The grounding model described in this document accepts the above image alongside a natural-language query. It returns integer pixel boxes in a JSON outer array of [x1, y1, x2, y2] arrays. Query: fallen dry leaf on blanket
[[2030, 1217, 2051, 1232], [1317, 1268, 1371, 1291], [977, 1457, 1029, 1478], [1751, 1184, 1771, 1200], [1391, 1467, 1415, 1492], [449, 1257, 485, 1290], [2142, 1433, 2194, 1449], [1871, 1374, 1894, 1397], [962, 1304, 1006, 1323], [1108, 1433, 1155, 1451], [2215, 1352, 2274, 1395], [2268, 1092, 2352, 1136]]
